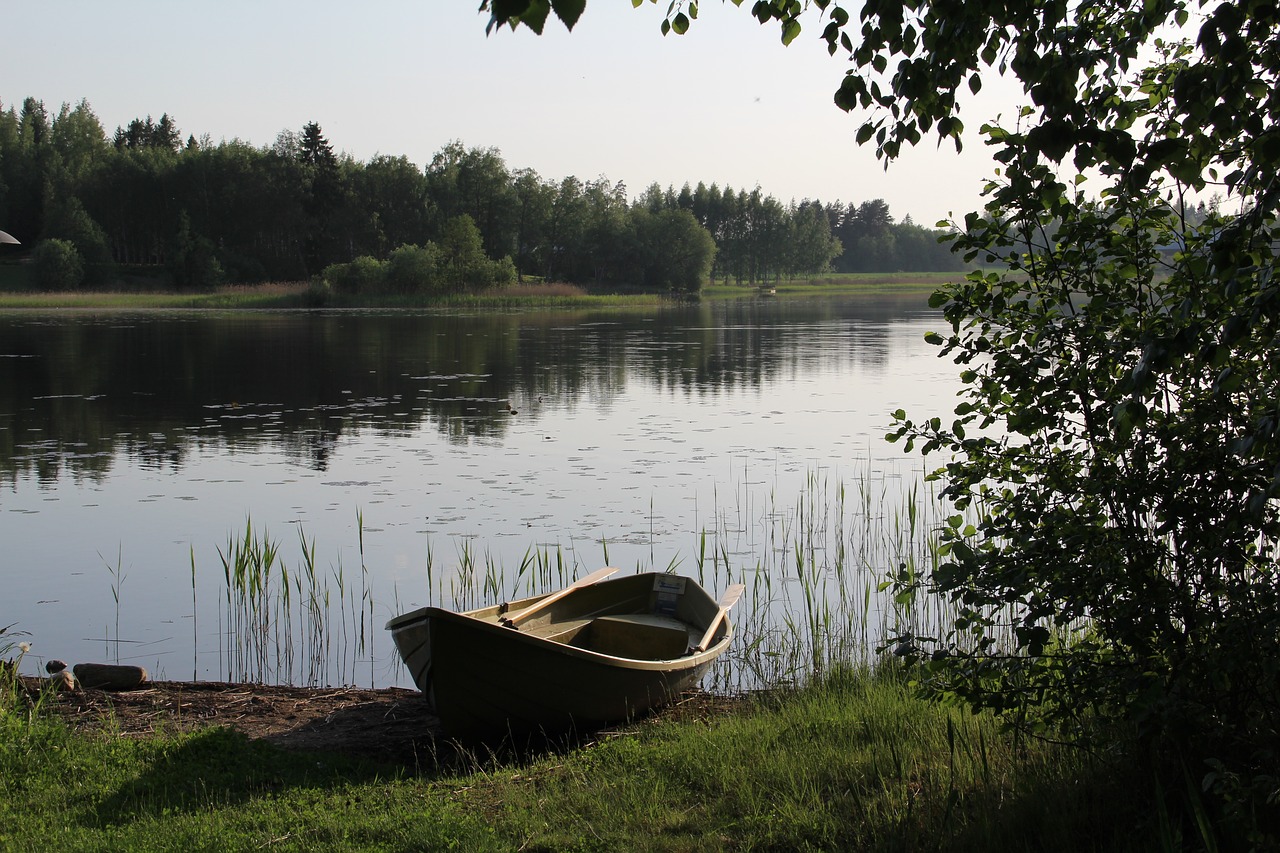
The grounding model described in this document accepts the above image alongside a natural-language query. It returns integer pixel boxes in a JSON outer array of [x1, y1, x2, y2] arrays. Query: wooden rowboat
[[386, 570, 743, 739]]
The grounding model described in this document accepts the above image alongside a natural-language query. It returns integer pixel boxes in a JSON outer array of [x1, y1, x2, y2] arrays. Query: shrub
[[386, 243, 441, 294], [32, 239, 85, 291], [322, 255, 386, 295]]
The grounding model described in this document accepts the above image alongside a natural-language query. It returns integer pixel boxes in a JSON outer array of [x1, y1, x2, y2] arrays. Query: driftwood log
[[73, 663, 148, 691]]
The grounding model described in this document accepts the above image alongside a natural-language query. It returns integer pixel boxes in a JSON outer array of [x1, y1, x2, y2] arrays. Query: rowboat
[[386, 570, 744, 739]]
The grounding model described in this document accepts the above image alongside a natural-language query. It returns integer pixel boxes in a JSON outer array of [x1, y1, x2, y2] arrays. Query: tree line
[[0, 96, 962, 294]]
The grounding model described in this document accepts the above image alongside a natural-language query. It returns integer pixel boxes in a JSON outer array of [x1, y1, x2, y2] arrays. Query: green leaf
[[672, 11, 690, 34], [515, 0, 551, 33], [781, 18, 801, 46], [838, 77, 865, 113], [551, 0, 586, 29]]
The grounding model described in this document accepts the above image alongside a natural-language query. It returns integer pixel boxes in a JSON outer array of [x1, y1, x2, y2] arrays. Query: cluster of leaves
[[860, 4, 1279, 841], [485, 0, 1280, 837]]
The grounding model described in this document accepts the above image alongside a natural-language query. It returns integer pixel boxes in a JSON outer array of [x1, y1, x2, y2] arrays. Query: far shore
[[0, 273, 954, 312]]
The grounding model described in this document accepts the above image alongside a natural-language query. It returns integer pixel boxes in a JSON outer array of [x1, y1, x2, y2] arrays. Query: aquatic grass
[[189, 546, 198, 681], [199, 460, 972, 694], [98, 547, 127, 664], [214, 516, 376, 687]]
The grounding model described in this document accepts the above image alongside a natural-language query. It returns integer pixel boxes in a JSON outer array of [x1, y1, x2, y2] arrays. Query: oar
[[691, 583, 746, 653], [499, 566, 619, 629]]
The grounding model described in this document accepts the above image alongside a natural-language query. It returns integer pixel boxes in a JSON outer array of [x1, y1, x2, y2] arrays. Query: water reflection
[[0, 293, 955, 689], [0, 295, 925, 483]]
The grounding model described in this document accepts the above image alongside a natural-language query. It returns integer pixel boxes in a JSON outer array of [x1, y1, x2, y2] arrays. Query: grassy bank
[[0, 666, 1157, 852], [707, 272, 957, 299], [0, 273, 951, 311]]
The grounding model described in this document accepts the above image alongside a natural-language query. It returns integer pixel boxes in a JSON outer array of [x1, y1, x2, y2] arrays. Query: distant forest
[[0, 97, 964, 294]]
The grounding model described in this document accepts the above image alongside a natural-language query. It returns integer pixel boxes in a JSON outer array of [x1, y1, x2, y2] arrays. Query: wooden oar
[[691, 583, 746, 653], [499, 566, 619, 629]]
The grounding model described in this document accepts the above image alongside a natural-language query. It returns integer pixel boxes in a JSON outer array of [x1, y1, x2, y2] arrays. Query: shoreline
[[0, 275, 951, 312], [16, 675, 743, 767]]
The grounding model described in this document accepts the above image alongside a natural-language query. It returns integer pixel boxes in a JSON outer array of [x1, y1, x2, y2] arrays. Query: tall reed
[[214, 516, 376, 687], [204, 465, 970, 693]]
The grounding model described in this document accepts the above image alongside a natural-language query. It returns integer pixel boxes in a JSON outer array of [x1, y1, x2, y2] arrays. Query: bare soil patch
[[23, 678, 441, 766], [17, 677, 743, 768]]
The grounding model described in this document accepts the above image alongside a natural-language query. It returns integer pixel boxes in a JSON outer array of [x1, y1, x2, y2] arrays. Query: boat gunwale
[[387, 604, 733, 671]]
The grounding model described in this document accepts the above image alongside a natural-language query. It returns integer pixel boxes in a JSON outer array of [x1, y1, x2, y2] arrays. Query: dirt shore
[[24, 678, 442, 766], [18, 677, 738, 768]]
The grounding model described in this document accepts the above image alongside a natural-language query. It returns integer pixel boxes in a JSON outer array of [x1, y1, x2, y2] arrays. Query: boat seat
[[571, 614, 691, 660], [537, 618, 594, 644]]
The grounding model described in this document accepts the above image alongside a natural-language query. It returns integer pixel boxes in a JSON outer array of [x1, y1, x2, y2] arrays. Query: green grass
[[0, 273, 955, 311], [0, 667, 1161, 852], [703, 272, 959, 299]]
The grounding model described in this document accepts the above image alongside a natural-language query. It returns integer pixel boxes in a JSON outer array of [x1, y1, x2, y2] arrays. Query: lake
[[0, 292, 957, 690]]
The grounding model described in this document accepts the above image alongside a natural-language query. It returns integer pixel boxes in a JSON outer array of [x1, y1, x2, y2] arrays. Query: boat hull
[[387, 572, 733, 738]]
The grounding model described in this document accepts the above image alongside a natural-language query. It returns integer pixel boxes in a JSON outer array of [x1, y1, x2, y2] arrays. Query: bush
[[488, 255, 517, 286], [386, 243, 441, 294], [32, 239, 85, 291], [322, 255, 386, 295]]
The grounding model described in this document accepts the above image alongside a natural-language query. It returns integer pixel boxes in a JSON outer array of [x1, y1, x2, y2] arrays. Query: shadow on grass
[[86, 726, 390, 827], [82, 695, 622, 830]]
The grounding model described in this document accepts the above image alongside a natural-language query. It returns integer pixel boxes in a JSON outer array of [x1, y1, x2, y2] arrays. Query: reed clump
[[203, 463, 970, 694], [217, 516, 374, 687]]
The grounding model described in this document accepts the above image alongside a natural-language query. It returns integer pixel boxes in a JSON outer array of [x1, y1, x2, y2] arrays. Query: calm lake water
[[0, 293, 956, 689]]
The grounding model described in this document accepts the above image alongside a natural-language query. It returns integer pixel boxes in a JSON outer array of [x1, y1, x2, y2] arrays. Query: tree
[[482, 0, 1280, 835], [786, 200, 841, 278], [352, 154, 431, 257], [6, 98, 51, 242], [50, 100, 107, 183], [438, 214, 492, 290], [296, 122, 345, 275], [169, 209, 224, 290], [631, 207, 716, 294], [511, 167, 554, 282], [426, 142, 518, 261], [113, 113, 181, 152], [44, 195, 111, 281]]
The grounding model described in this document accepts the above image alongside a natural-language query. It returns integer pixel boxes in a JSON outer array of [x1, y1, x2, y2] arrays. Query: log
[[73, 663, 149, 691]]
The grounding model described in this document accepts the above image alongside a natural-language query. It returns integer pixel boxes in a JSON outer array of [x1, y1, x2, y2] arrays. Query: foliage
[[0, 99, 950, 294], [386, 242, 442, 294], [169, 209, 225, 290], [630, 206, 716, 293], [43, 195, 112, 284], [437, 213, 495, 289], [31, 238, 84, 291], [322, 254, 386, 296], [322, 216, 518, 296], [482, 0, 1280, 836]]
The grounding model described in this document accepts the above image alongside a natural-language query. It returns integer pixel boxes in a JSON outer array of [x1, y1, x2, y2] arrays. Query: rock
[[72, 663, 149, 691], [46, 670, 77, 692]]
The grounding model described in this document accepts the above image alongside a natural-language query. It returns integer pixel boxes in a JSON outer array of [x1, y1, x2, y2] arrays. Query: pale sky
[[4, 1, 1027, 227]]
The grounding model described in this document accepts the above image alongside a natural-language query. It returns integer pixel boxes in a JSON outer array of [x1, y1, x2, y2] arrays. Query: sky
[[4, 1, 1028, 227]]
